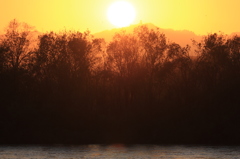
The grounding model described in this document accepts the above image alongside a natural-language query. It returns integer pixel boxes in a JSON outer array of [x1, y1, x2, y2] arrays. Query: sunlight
[[107, 1, 136, 28]]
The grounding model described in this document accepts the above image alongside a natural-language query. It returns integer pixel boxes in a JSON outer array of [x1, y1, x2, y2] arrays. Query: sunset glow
[[0, 0, 240, 35]]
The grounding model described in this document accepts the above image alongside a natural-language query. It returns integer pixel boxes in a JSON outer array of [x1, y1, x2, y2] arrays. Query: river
[[0, 144, 240, 159]]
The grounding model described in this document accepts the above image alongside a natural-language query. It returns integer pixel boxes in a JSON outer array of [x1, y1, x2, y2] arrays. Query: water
[[0, 144, 240, 159]]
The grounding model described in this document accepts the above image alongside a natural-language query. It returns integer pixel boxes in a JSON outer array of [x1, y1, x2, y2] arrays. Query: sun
[[107, 1, 136, 28]]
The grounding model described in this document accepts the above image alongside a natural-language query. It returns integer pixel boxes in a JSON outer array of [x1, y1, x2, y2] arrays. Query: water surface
[[0, 144, 240, 159]]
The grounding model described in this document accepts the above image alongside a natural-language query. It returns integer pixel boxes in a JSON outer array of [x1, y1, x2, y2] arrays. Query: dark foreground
[[1, 104, 240, 145], [1, 21, 240, 145]]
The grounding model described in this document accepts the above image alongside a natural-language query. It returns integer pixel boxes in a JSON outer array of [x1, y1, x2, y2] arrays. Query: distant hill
[[94, 23, 202, 47], [230, 32, 240, 37]]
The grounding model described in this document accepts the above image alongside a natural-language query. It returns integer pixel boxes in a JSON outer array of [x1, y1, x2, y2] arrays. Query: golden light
[[107, 1, 136, 28]]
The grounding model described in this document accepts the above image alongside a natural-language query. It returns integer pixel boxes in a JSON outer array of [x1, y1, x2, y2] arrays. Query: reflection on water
[[0, 144, 240, 159]]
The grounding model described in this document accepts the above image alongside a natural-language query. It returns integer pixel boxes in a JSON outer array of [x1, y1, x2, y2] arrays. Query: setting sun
[[107, 1, 136, 28]]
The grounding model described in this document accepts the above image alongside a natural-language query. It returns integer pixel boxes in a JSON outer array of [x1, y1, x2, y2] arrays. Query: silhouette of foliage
[[0, 20, 240, 144]]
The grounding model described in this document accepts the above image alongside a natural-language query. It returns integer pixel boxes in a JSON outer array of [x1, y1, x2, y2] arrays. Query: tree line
[[1, 19, 240, 144]]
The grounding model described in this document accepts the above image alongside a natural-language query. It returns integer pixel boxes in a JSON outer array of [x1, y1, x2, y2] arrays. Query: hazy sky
[[1, 0, 240, 35]]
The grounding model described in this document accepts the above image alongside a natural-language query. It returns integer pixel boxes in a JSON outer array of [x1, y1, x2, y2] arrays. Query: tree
[[0, 45, 7, 73], [192, 33, 231, 89], [107, 31, 140, 79], [1, 19, 34, 71], [135, 25, 168, 78], [227, 35, 240, 69]]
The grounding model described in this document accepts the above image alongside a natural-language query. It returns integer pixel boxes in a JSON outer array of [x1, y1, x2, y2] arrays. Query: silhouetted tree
[[1, 20, 240, 144], [1, 19, 34, 71], [135, 25, 167, 79]]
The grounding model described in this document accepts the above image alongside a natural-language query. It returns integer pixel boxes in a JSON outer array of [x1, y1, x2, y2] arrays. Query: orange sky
[[1, 0, 240, 35]]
